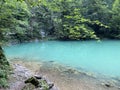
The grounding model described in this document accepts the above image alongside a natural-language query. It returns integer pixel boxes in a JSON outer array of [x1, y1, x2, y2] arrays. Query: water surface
[[4, 40, 120, 77]]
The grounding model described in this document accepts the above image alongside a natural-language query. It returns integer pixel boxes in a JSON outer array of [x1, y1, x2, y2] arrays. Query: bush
[[0, 78, 8, 88]]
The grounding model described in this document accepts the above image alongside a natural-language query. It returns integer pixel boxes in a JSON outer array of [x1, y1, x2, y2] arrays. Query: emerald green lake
[[3, 40, 120, 77]]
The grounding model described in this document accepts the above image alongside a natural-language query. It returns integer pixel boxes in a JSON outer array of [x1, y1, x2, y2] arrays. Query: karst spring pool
[[3, 40, 120, 77]]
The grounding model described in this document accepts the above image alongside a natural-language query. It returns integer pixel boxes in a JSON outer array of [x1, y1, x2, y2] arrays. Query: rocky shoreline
[[6, 62, 58, 90], [2, 58, 120, 90]]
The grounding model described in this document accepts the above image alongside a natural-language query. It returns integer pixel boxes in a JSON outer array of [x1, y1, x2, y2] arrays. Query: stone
[[101, 82, 113, 88], [48, 83, 54, 89], [25, 77, 40, 87], [105, 83, 111, 87], [34, 75, 42, 79]]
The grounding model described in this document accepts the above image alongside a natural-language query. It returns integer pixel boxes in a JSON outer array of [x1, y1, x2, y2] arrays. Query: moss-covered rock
[[24, 76, 54, 90], [25, 77, 39, 87]]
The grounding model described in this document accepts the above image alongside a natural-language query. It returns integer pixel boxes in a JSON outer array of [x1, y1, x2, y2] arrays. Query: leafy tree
[[81, 0, 112, 37], [33, 0, 109, 40], [109, 0, 120, 39], [61, 5, 98, 40], [0, 0, 32, 87], [0, 0, 13, 87]]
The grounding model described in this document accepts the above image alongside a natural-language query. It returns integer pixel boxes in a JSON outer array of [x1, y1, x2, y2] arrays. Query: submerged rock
[[63, 68, 79, 75], [101, 82, 114, 88], [104, 83, 112, 87]]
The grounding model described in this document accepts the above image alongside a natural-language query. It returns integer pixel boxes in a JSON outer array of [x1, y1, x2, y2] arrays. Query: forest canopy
[[0, 0, 120, 43]]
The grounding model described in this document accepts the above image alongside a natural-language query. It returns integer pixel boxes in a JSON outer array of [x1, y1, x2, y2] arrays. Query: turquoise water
[[3, 40, 120, 77]]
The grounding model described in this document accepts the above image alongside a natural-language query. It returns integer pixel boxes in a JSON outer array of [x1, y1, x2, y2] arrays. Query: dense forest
[[0, 0, 120, 88], [0, 0, 120, 43]]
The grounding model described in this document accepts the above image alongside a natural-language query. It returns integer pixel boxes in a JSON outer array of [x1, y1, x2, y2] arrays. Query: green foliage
[[0, 70, 7, 78], [0, 0, 41, 88], [68, 24, 98, 40], [0, 0, 31, 43], [0, 78, 8, 87], [32, 0, 111, 40], [61, 6, 98, 40], [109, 0, 120, 39], [0, 0, 120, 42], [39, 79, 49, 90], [0, 46, 10, 88], [81, 0, 112, 37]]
